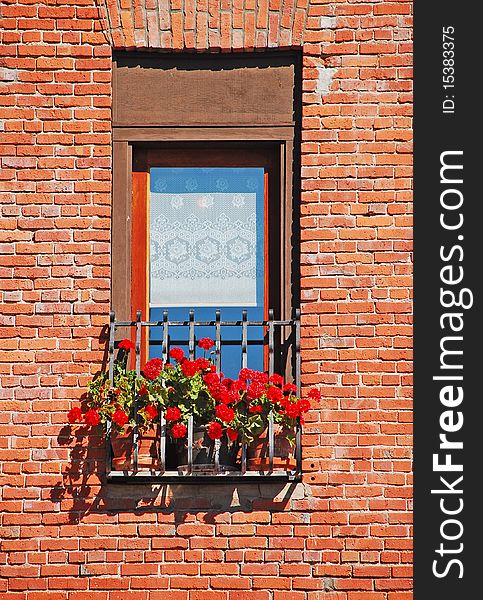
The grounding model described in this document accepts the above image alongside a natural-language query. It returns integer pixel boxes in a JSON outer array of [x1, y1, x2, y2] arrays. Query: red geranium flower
[[226, 379, 245, 393], [234, 379, 246, 392], [67, 406, 83, 423], [249, 405, 263, 414], [308, 388, 321, 401], [197, 337, 214, 350], [226, 428, 238, 441], [207, 421, 223, 440], [138, 384, 148, 396], [283, 383, 297, 394], [219, 390, 237, 405], [207, 382, 224, 402], [283, 402, 299, 419], [215, 403, 235, 424], [269, 373, 284, 386], [195, 357, 211, 371], [247, 382, 265, 401], [169, 347, 185, 362], [238, 367, 254, 382], [251, 371, 268, 384], [171, 423, 187, 438], [204, 372, 220, 386], [112, 409, 129, 427], [84, 409, 101, 426], [181, 360, 200, 378], [267, 386, 283, 403], [144, 404, 158, 421], [165, 406, 182, 422], [143, 358, 164, 380], [119, 338, 135, 351], [298, 398, 311, 414]]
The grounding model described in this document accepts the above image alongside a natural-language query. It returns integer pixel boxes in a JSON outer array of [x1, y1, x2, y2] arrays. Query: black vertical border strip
[[414, 2, 481, 597]]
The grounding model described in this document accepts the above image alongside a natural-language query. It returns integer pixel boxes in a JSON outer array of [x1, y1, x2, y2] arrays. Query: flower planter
[[110, 426, 160, 470], [73, 335, 315, 478], [176, 425, 239, 474], [247, 426, 296, 471]]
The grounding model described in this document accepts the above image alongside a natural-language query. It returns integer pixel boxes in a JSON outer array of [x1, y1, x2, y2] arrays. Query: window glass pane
[[149, 167, 265, 307], [148, 167, 266, 377]]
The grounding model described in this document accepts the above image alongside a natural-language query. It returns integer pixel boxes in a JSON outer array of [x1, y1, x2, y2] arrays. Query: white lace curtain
[[149, 169, 263, 307]]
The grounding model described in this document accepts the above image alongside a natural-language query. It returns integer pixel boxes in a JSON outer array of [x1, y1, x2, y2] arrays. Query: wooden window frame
[[112, 130, 297, 325], [131, 143, 280, 321], [111, 50, 301, 330]]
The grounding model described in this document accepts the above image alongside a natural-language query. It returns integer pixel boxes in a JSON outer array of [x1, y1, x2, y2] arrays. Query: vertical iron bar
[[268, 309, 275, 376], [295, 417, 302, 474], [241, 441, 247, 475], [268, 310, 275, 471], [268, 411, 274, 471], [241, 309, 248, 474], [214, 439, 220, 473], [241, 309, 248, 369], [161, 310, 169, 472], [189, 309, 195, 360], [215, 310, 221, 374], [135, 310, 141, 375], [133, 310, 141, 470], [187, 415, 193, 474], [188, 312, 194, 474], [106, 311, 116, 473], [162, 310, 168, 363], [159, 411, 166, 473], [295, 309, 302, 473]]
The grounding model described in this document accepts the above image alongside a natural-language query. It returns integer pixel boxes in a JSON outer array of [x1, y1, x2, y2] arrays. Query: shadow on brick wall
[[50, 426, 307, 525]]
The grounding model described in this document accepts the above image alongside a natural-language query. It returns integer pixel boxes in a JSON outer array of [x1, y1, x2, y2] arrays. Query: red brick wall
[[0, 1, 413, 598]]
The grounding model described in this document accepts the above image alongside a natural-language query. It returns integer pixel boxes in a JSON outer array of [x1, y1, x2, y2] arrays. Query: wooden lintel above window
[[113, 52, 298, 129]]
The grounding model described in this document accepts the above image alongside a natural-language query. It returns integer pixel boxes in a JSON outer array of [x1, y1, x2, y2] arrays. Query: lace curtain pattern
[[149, 168, 264, 307]]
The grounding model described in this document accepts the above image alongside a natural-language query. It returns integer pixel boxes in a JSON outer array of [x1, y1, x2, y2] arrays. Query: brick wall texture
[[0, 0, 413, 598]]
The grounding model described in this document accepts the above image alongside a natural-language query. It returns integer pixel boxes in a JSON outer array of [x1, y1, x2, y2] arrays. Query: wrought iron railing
[[106, 308, 302, 482]]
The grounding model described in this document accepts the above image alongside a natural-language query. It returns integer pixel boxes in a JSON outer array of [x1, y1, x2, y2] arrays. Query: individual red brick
[[190, 593, 227, 600]]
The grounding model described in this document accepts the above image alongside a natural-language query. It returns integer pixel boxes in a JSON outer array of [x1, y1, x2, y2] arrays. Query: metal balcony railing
[[106, 308, 302, 482]]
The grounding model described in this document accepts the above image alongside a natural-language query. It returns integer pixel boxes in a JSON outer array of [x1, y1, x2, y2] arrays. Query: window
[[109, 52, 302, 480], [112, 52, 300, 322], [130, 144, 280, 376]]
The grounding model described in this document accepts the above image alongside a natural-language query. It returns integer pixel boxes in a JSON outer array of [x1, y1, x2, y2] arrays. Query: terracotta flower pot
[[247, 426, 296, 470], [110, 425, 160, 470], [176, 425, 239, 473]]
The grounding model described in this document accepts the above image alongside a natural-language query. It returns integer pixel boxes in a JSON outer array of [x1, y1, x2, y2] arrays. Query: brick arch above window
[[98, 0, 317, 51]]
